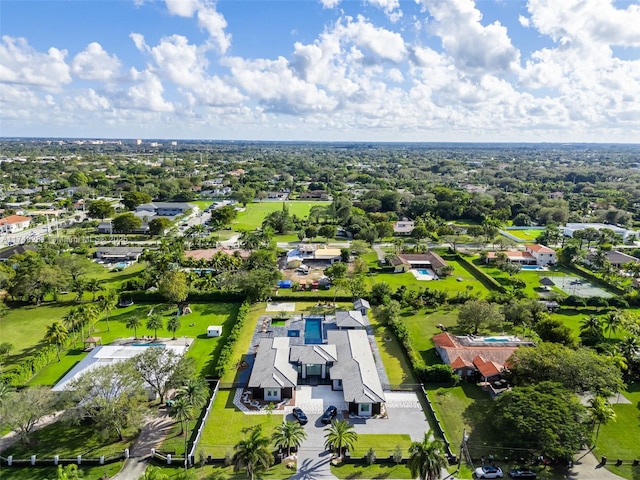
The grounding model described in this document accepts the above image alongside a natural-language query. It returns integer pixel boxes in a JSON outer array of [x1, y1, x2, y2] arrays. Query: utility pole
[[458, 429, 469, 471]]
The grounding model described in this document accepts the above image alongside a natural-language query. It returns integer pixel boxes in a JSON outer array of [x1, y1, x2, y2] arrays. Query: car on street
[[475, 465, 504, 479], [320, 405, 338, 424], [292, 407, 308, 425], [508, 468, 536, 479]]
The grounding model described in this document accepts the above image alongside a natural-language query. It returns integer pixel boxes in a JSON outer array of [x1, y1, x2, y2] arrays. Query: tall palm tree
[[619, 336, 639, 361], [407, 434, 448, 480], [45, 322, 69, 361], [580, 315, 602, 339], [63, 308, 82, 347], [603, 311, 622, 339], [70, 278, 85, 303], [178, 378, 209, 410], [76, 303, 99, 336], [126, 316, 142, 339], [99, 289, 118, 332], [86, 278, 102, 302], [167, 315, 181, 340], [324, 419, 358, 458], [588, 395, 616, 445], [170, 395, 195, 436], [233, 425, 273, 480], [272, 420, 307, 457], [146, 313, 164, 340]]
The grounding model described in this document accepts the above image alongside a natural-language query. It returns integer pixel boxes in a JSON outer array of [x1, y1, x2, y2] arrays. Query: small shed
[[207, 326, 222, 337]]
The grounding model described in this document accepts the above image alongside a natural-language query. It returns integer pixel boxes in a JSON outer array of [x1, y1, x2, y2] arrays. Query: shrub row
[[213, 302, 250, 379], [453, 254, 506, 293], [1, 344, 59, 386]]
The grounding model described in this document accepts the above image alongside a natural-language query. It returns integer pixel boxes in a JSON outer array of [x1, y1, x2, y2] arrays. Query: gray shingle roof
[[327, 330, 385, 404], [289, 344, 337, 364], [335, 311, 367, 328], [248, 338, 297, 389], [353, 299, 370, 310]]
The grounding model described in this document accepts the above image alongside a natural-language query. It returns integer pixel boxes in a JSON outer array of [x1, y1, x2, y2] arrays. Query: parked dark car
[[320, 405, 338, 424], [292, 407, 308, 425], [509, 468, 537, 479]]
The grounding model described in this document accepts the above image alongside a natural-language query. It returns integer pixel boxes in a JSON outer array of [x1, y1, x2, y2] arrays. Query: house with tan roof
[[389, 251, 449, 274], [0, 215, 32, 233], [185, 247, 251, 261], [432, 332, 534, 383]]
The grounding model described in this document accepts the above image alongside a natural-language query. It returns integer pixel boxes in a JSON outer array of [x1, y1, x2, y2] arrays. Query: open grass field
[[232, 201, 330, 231], [189, 200, 214, 211], [190, 388, 284, 458], [401, 308, 459, 365], [368, 312, 417, 387], [504, 229, 544, 241], [331, 462, 413, 479], [350, 434, 413, 458], [19, 301, 238, 387], [153, 462, 296, 479]]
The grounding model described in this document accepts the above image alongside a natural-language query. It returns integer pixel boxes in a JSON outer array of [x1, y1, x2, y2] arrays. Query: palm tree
[[45, 322, 69, 361], [70, 278, 85, 303], [99, 289, 118, 332], [0, 382, 15, 408], [178, 378, 209, 410], [580, 315, 603, 339], [167, 315, 181, 340], [76, 303, 99, 336], [588, 395, 616, 445], [619, 335, 639, 361], [63, 308, 82, 347], [146, 313, 164, 340], [170, 395, 195, 436], [272, 420, 307, 457], [86, 278, 102, 301], [233, 425, 273, 480], [324, 419, 357, 458], [407, 434, 448, 480], [126, 316, 142, 339], [603, 310, 622, 339]]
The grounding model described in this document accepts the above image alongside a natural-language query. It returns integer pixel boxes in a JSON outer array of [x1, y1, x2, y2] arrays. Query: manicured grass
[[232, 201, 330, 231], [350, 434, 412, 458], [368, 312, 416, 387], [190, 389, 284, 458], [331, 462, 414, 479], [593, 383, 640, 479], [190, 200, 214, 211], [0, 463, 124, 480], [152, 462, 296, 479], [3, 421, 132, 458], [504, 229, 544, 241], [402, 308, 459, 364], [27, 302, 239, 386]]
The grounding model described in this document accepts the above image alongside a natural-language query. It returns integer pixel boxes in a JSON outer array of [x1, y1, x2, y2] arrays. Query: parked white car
[[475, 465, 504, 479]]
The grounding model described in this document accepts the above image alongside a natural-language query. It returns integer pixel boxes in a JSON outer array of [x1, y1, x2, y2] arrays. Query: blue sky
[[1, 0, 639, 142]]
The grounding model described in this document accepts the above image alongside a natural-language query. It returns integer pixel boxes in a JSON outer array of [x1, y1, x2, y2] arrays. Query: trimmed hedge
[[213, 301, 250, 378], [453, 254, 506, 293], [1, 344, 59, 386]]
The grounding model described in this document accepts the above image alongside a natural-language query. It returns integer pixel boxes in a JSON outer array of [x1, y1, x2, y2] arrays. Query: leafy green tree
[[112, 212, 142, 233], [87, 199, 115, 219], [534, 317, 575, 346], [149, 217, 173, 236], [456, 300, 504, 335], [45, 322, 69, 361], [126, 316, 143, 339], [318, 224, 337, 242], [68, 171, 88, 187], [158, 271, 189, 304], [324, 419, 358, 457], [55, 464, 83, 480], [493, 382, 589, 460], [167, 315, 182, 340], [123, 191, 152, 210], [507, 342, 624, 395], [233, 425, 273, 480], [232, 187, 256, 207], [146, 313, 164, 340], [67, 361, 146, 441], [304, 225, 318, 240], [272, 420, 307, 456], [407, 434, 448, 480], [132, 347, 185, 403], [209, 205, 238, 229], [0, 387, 56, 444], [588, 395, 616, 445]]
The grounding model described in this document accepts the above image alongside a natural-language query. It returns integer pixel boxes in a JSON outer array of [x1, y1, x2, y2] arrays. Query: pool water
[[114, 262, 128, 269], [484, 337, 509, 342], [520, 265, 546, 271], [416, 269, 434, 275], [304, 318, 323, 344], [131, 343, 166, 347]]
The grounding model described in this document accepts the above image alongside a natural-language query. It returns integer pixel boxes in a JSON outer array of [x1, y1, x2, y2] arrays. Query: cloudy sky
[[1, 0, 639, 142]]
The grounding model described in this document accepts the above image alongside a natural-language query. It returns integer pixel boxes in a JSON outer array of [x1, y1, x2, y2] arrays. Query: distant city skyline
[[1, 0, 639, 143]]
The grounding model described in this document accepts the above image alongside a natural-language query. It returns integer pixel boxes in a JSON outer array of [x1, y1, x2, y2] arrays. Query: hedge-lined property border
[[453, 254, 506, 293], [213, 301, 250, 378]]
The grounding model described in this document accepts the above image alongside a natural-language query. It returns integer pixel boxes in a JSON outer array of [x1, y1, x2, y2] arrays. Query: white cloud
[[339, 16, 408, 64], [320, 0, 341, 8], [418, 0, 520, 73], [164, 0, 199, 17], [125, 68, 174, 112], [72, 42, 121, 82], [518, 15, 530, 28], [0, 36, 71, 89], [367, 0, 402, 21], [197, 7, 231, 54]]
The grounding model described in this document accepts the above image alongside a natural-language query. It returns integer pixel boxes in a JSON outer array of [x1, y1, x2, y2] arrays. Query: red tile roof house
[[432, 332, 534, 388], [485, 244, 556, 266], [0, 215, 32, 233]]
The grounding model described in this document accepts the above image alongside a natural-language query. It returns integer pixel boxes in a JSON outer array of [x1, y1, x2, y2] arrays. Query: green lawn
[[26, 302, 239, 386], [232, 201, 330, 231], [331, 462, 414, 479], [369, 312, 417, 387], [188, 389, 284, 458], [593, 383, 640, 479], [0, 463, 124, 480], [190, 200, 213, 211], [402, 308, 459, 364], [504, 229, 544, 241], [152, 462, 296, 479], [350, 434, 413, 458]]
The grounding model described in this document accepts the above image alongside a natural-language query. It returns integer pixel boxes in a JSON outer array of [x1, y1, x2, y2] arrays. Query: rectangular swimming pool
[[520, 265, 546, 271], [304, 318, 323, 344]]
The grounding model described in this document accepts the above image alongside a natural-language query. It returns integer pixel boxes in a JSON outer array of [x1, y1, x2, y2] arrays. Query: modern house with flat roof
[[136, 202, 197, 217], [95, 247, 145, 262], [389, 251, 449, 274], [563, 223, 638, 242]]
